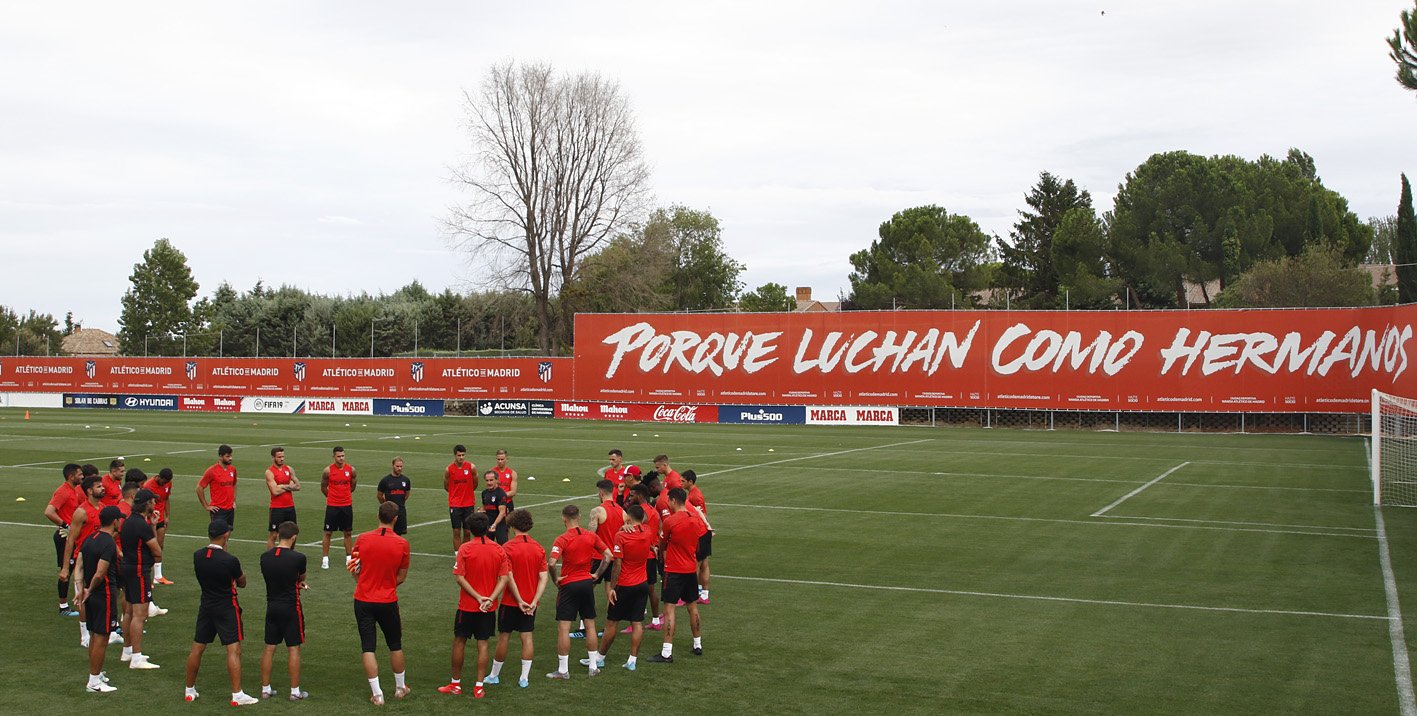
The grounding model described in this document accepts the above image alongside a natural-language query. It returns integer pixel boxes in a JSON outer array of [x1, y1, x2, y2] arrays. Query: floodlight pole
[[256, 326, 260, 358], [331, 324, 335, 357], [414, 322, 419, 357], [292, 324, 298, 358], [456, 317, 461, 357]]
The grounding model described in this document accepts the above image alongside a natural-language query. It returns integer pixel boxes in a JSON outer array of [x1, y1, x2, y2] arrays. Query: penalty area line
[[1091, 462, 1189, 517]]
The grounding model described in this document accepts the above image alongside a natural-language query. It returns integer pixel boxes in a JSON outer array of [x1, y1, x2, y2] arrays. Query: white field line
[[0, 520, 1385, 621], [1091, 462, 1190, 517], [1094, 514, 1372, 533], [708, 502, 1375, 540], [400, 494, 598, 532], [699, 439, 933, 478], [1369, 431, 1417, 716], [709, 574, 1389, 621]]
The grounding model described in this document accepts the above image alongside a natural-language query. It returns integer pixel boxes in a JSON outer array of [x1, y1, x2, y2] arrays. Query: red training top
[[661, 510, 706, 574], [353, 526, 410, 603], [687, 485, 707, 514], [100, 473, 122, 507], [500, 534, 548, 608], [641, 502, 661, 540], [612, 525, 654, 587], [141, 477, 171, 522], [269, 464, 295, 508], [48, 482, 80, 525], [662, 469, 683, 491], [326, 462, 354, 507], [594, 499, 624, 549], [71, 501, 100, 558], [550, 527, 609, 585], [655, 491, 670, 520], [492, 466, 514, 500], [199, 463, 237, 510], [452, 536, 510, 612], [605, 465, 626, 502], [445, 461, 476, 508]]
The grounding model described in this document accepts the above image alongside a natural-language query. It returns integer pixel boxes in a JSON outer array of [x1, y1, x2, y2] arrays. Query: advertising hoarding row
[[573, 306, 1417, 413]]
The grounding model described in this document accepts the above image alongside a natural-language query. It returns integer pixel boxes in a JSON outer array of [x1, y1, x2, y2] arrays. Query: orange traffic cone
[[23, 410, 30, 420]]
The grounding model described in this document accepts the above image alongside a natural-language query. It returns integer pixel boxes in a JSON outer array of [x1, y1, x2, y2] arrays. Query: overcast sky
[[3, 1, 1416, 330]]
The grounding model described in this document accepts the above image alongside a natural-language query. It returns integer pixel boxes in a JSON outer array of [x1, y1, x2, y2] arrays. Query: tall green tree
[[1398, 174, 1417, 302], [656, 206, 744, 311], [1108, 150, 1370, 307], [1215, 245, 1376, 308], [996, 172, 1093, 307], [1390, 3, 1417, 92], [117, 238, 200, 355], [0, 307, 63, 355], [738, 282, 796, 312], [1051, 208, 1122, 308], [846, 205, 993, 309], [1368, 215, 1398, 264]]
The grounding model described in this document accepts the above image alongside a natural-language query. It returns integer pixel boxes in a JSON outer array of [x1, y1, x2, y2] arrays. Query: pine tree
[[1398, 175, 1417, 303]]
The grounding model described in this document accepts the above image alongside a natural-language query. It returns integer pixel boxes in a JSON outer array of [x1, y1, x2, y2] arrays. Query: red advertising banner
[[555, 401, 719, 423], [573, 307, 1417, 413], [0, 357, 570, 400]]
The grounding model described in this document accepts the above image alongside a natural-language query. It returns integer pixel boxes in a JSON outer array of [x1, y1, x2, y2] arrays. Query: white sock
[[232, 691, 245, 700], [393, 671, 406, 689], [627, 655, 638, 666], [261, 684, 273, 694], [88, 673, 102, 687], [290, 687, 301, 697], [520, 659, 532, 680], [701, 589, 709, 598], [80, 623, 88, 636], [154, 563, 163, 579], [587, 649, 598, 669], [651, 616, 661, 626], [557, 654, 568, 673], [577, 620, 585, 630], [489, 660, 503, 678], [693, 636, 702, 648], [185, 686, 199, 697], [368, 677, 383, 697], [60, 602, 69, 609], [122, 646, 133, 659], [661, 643, 673, 658]]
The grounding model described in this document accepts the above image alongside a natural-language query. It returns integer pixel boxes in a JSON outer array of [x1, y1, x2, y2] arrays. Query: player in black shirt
[[480, 470, 510, 544], [183, 519, 258, 706], [119, 491, 163, 670], [376, 457, 413, 535], [259, 521, 309, 701], [78, 505, 124, 693]]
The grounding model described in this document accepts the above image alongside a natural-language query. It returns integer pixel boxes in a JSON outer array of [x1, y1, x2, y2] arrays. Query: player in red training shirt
[[588, 502, 655, 671], [101, 459, 125, 508], [648, 488, 707, 663], [487, 508, 547, 689], [653, 454, 683, 491], [444, 445, 477, 551], [44, 463, 83, 615], [321, 446, 358, 570], [682, 470, 715, 604], [61, 474, 107, 648], [490, 449, 518, 512], [545, 505, 612, 680], [351, 501, 412, 706], [142, 468, 176, 584], [265, 447, 301, 550], [197, 445, 238, 528], [439, 513, 510, 699]]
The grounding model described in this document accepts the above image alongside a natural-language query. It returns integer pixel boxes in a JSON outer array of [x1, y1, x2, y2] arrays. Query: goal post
[[1372, 388, 1417, 507]]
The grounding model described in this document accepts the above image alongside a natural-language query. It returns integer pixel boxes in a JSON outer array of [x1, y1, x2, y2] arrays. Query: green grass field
[[0, 408, 1413, 714]]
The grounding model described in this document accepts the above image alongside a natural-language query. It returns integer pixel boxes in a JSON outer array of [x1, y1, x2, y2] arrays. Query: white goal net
[[1373, 389, 1417, 506]]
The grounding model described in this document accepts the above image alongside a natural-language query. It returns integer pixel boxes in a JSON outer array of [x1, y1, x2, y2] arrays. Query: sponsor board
[[240, 397, 306, 414], [572, 306, 1417, 412], [475, 400, 555, 418], [0, 392, 65, 409], [717, 405, 806, 425], [553, 402, 718, 423], [374, 399, 445, 417], [303, 398, 374, 415], [63, 393, 120, 409], [179, 396, 241, 412], [120, 394, 178, 411], [805, 406, 900, 426]]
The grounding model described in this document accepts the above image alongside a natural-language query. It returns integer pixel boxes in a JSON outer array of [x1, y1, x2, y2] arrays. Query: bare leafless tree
[[447, 62, 650, 354]]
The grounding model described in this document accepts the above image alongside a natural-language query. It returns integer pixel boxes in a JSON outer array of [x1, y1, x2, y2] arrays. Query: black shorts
[[354, 600, 401, 653], [195, 603, 244, 645], [120, 566, 153, 605], [154, 520, 168, 530], [591, 559, 610, 585], [607, 582, 650, 623], [268, 507, 297, 533], [264, 602, 305, 647], [498, 603, 535, 633], [483, 515, 508, 544], [324, 505, 354, 532], [453, 609, 496, 641], [84, 583, 118, 635], [646, 558, 660, 587], [391, 504, 408, 535], [661, 571, 700, 606], [555, 578, 597, 622], [211, 508, 236, 528], [54, 529, 67, 570], [449, 506, 475, 530], [697, 532, 713, 560]]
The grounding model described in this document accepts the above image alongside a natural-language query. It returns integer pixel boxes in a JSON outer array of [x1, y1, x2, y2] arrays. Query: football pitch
[[0, 409, 1413, 714]]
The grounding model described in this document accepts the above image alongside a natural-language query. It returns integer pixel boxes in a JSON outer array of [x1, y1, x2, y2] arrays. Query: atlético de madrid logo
[[411, 362, 424, 383], [538, 361, 552, 383], [185, 361, 198, 381], [293, 362, 306, 382], [85, 360, 96, 379]]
